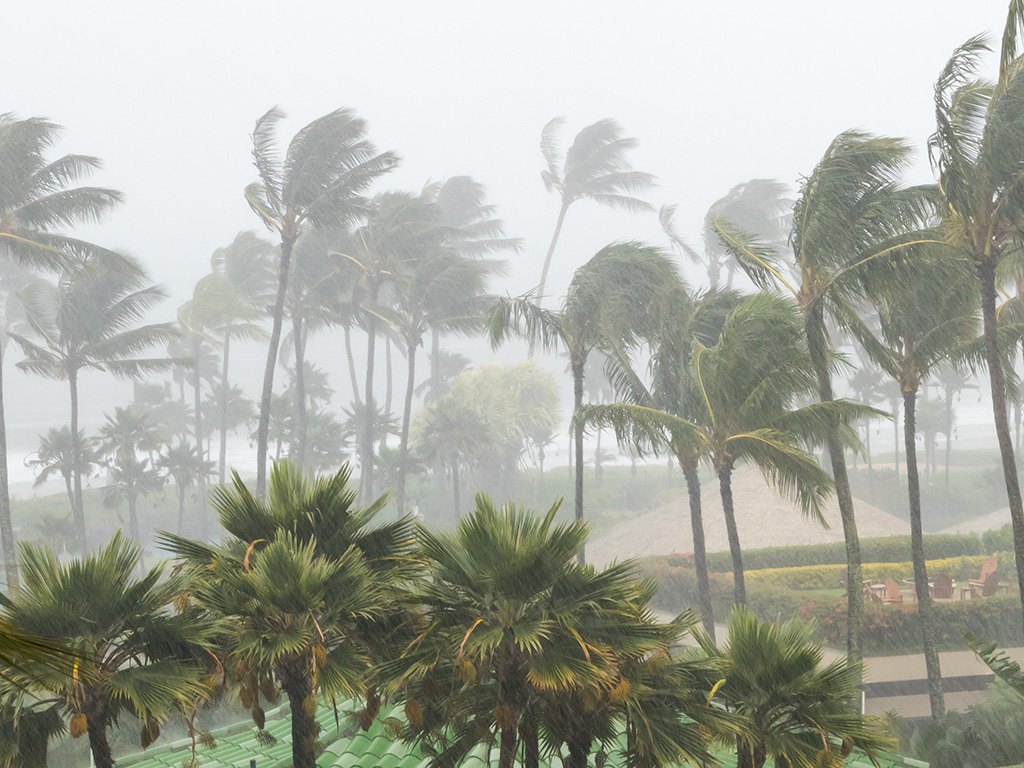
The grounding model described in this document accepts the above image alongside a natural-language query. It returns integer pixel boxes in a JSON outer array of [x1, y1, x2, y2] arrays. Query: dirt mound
[[587, 465, 910, 567]]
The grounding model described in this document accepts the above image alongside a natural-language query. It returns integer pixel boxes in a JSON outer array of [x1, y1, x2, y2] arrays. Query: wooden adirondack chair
[[968, 557, 998, 591], [931, 572, 954, 600], [882, 578, 904, 605]]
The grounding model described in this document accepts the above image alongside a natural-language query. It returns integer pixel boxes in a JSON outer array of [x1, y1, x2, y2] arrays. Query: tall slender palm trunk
[[361, 285, 379, 501], [572, 358, 585, 565], [902, 390, 945, 721], [0, 346, 18, 590], [344, 324, 360, 405], [682, 459, 715, 639], [717, 460, 745, 605], [193, 344, 208, 540], [807, 311, 864, 661], [69, 369, 86, 554], [397, 336, 417, 516], [280, 661, 318, 768], [979, 264, 1024, 631], [84, 691, 113, 768], [293, 314, 307, 468], [218, 333, 231, 485], [536, 202, 568, 305], [256, 234, 295, 497]]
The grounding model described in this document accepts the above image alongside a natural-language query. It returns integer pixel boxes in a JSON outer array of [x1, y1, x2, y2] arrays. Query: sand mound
[[587, 465, 910, 567], [941, 508, 1012, 535]]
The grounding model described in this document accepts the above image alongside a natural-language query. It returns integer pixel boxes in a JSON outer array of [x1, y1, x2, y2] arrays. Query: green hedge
[[700, 534, 986, 572]]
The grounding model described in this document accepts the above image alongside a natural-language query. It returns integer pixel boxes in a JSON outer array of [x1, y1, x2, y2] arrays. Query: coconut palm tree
[[0, 113, 122, 589], [159, 461, 415, 768], [578, 285, 740, 637], [853, 255, 979, 721], [536, 118, 656, 303], [697, 606, 890, 768], [713, 131, 935, 658], [157, 441, 213, 534], [412, 393, 490, 516], [245, 107, 396, 496], [0, 532, 210, 768], [489, 242, 680, 564], [26, 427, 97, 521], [12, 257, 176, 553], [927, 26, 1024, 617]]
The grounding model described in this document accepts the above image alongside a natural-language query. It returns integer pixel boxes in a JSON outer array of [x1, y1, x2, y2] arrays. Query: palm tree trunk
[[84, 693, 113, 768], [385, 334, 393, 419], [69, 368, 86, 555], [344, 323, 361, 405], [979, 264, 1024, 632], [572, 356, 585, 565], [193, 344, 208, 540], [177, 484, 186, 534], [498, 725, 518, 768], [566, 731, 591, 768], [682, 459, 715, 640], [521, 715, 540, 768], [717, 460, 745, 605], [594, 427, 603, 486], [0, 344, 18, 590], [536, 201, 569, 307], [397, 336, 417, 517], [807, 310, 864, 661], [430, 329, 444, 493], [902, 389, 945, 720], [361, 285, 379, 501], [219, 333, 231, 485], [280, 662, 318, 768], [257, 234, 295, 497], [293, 313, 308, 468]]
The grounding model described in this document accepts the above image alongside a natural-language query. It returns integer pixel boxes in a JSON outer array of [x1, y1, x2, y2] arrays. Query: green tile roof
[[118, 703, 926, 768]]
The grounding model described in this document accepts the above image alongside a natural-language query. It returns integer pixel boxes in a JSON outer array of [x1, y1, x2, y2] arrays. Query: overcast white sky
[[0, 0, 1011, 472]]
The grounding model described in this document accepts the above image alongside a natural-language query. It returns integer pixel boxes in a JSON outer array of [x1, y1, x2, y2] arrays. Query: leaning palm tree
[[0, 113, 122, 589], [0, 532, 211, 768], [489, 242, 680, 563], [697, 606, 891, 768], [11, 258, 176, 553], [854, 254, 979, 721], [536, 117, 656, 303], [159, 461, 415, 768], [245, 107, 396, 496], [713, 131, 935, 658], [927, 25, 1024, 622], [26, 427, 97, 521]]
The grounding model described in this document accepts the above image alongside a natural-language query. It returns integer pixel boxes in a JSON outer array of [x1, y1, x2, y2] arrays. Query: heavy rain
[[1, 2, 1024, 767]]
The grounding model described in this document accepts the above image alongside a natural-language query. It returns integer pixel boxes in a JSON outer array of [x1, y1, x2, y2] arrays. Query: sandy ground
[[588, 465, 910, 567]]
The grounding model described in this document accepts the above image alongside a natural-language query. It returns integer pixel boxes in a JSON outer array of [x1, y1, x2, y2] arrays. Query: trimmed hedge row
[[696, 534, 987, 572], [744, 553, 1015, 591]]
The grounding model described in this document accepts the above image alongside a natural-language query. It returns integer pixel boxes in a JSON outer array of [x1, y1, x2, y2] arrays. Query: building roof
[[118, 703, 927, 768]]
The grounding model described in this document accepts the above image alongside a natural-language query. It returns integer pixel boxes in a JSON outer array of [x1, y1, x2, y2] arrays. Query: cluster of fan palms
[[0, 461, 889, 768]]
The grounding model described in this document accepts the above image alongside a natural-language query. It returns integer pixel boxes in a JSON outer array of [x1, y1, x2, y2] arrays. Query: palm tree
[[26, 427, 97, 521], [245, 107, 396, 496], [854, 256, 979, 721], [159, 462, 415, 768], [536, 117, 656, 303], [927, 27, 1024, 616], [96, 405, 166, 544], [697, 606, 891, 768], [0, 113, 122, 589], [713, 131, 935, 659], [578, 285, 739, 637], [489, 242, 680, 563], [157, 441, 213, 534], [12, 257, 176, 553], [412, 393, 490, 516], [0, 532, 210, 768]]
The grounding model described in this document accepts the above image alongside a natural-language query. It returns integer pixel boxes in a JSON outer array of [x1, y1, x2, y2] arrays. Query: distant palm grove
[[7, 6, 1024, 768]]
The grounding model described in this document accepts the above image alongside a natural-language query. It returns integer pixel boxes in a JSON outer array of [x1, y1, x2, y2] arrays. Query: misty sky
[[0, 0, 1011, 477]]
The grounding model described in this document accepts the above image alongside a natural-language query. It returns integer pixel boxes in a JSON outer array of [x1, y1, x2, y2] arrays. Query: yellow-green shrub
[[744, 554, 1003, 591]]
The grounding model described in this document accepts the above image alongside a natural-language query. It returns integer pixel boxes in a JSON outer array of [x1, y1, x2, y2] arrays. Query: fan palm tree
[[0, 532, 211, 768], [26, 427, 97, 521], [245, 107, 396, 496], [927, 25, 1024, 617], [159, 461, 415, 768], [697, 606, 891, 768], [0, 113, 122, 589], [489, 242, 680, 563], [713, 131, 936, 658], [854, 255, 979, 721], [536, 118, 656, 303], [578, 285, 739, 637], [11, 257, 176, 553]]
